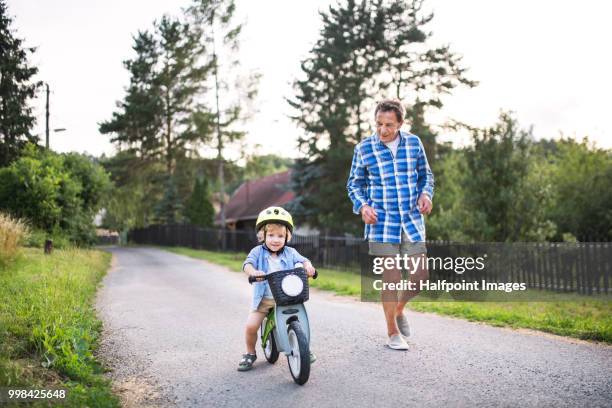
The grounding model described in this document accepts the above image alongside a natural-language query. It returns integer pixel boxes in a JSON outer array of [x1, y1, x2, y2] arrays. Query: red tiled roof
[[218, 170, 294, 223]]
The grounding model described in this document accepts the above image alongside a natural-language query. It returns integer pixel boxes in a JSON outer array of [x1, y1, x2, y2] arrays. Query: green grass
[[408, 298, 611, 342], [0, 247, 120, 407], [164, 246, 612, 343]]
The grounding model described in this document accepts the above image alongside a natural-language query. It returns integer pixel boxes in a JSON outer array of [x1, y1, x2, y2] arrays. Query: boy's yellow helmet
[[256, 206, 294, 233]]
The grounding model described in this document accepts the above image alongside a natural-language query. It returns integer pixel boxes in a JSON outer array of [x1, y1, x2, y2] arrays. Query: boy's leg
[[245, 311, 267, 354]]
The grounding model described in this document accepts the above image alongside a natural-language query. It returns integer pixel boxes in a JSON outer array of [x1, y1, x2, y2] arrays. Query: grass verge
[[164, 246, 612, 343], [0, 247, 120, 407]]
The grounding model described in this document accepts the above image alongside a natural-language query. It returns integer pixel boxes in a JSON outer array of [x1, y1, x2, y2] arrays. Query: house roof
[[217, 170, 294, 224]]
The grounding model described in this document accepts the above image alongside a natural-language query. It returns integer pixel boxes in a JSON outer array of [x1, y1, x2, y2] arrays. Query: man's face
[[375, 110, 403, 143]]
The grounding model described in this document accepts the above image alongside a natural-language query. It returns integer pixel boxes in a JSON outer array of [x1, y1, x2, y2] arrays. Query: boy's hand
[[304, 261, 316, 277], [250, 270, 265, 281]]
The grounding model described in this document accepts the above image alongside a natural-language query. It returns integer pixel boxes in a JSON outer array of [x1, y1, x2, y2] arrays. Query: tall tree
[[184, 177, 214, 227], [0, 0, 41, 166], [154, 175, 183, 224], [100, 15, 212, 175], [99, 31, 164, 161], [187, 0, 260, 230], [462, 112, 555, 241], [382, 0, 476, 107], [288, 0, 475, 233]]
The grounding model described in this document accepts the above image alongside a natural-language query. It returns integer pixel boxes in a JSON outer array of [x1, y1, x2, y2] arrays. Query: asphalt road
[[96, 247, 612, 408]]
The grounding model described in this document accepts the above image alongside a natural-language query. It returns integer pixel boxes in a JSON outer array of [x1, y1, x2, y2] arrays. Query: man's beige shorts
[[255, 297, 275, 313], [369, 231, 427, 257]]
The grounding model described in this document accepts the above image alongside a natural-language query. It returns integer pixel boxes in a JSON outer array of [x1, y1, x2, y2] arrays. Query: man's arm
[[346, 145, 369, 215], [416, 138, 434, 201]]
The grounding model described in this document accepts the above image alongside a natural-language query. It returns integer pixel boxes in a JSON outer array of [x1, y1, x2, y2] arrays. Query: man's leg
[[381, 257, 402, 336], [370, 242, 409, 348], [396, 252, 429, 313]]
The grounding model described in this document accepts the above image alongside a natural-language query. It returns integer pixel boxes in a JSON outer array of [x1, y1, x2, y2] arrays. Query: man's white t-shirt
[[383, 135, 400, 158]]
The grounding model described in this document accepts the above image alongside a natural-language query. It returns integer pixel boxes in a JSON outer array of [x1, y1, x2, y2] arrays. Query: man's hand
[[417, 194, 433, 215], [360, 204, 378, 224], [303, 261, 316, 277]]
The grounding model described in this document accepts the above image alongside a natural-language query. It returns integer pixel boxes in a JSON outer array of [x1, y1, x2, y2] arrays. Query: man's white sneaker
[[396, 313, 410, 337], [386, 334, 409, 350]]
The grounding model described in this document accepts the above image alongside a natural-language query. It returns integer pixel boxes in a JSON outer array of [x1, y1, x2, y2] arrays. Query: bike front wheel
[[286, 320, 310, 385]]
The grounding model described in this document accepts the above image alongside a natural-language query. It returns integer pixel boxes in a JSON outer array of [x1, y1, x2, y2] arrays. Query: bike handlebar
[[248, 268, 318, 284]]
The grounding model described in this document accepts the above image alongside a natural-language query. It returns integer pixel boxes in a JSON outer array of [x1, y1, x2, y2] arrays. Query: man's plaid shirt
[[347, 131, 435, 243]]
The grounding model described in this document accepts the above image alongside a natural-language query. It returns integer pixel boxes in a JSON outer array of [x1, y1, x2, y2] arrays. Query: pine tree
[[99, 31, 164, 160], [382, 0, 477, 107], [187, 0, 260, 230], [154, 176, 184, 224], [287, 0, 387, 234], [100, 15, 212, 175], [184, 178, 214, 227], [288, 0, 475, 234], [0, 0, 42, 166]]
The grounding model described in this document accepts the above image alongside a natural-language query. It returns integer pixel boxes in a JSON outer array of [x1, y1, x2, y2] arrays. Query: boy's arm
[[290, 247, 316, 277], [303, 260, 316, 277], [242, 246, 264, 277], [243, 263, 264, 278]]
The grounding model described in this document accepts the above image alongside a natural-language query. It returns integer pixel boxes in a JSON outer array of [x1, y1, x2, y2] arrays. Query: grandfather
[[347, 99, 434, 350]]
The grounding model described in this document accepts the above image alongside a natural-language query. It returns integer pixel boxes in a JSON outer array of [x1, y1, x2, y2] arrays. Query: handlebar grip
[[313, 270, 318, 279], [248, 275, 267, 284]]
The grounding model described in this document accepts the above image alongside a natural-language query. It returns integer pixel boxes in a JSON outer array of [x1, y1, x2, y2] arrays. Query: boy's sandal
[[237, 353, 257, 371]]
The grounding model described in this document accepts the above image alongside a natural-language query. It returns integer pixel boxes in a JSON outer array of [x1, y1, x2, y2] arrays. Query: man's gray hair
[[375, 99, 405, 122]]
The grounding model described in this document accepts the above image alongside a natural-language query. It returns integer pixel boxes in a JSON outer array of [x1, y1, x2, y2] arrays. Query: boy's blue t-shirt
[[243, 245, 309, 310]]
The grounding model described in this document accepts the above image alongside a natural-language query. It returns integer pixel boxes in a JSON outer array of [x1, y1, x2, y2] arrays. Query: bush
[[0, 212, 28, 266], [0, 145, 111, 246], [23, 228, 71, 250]]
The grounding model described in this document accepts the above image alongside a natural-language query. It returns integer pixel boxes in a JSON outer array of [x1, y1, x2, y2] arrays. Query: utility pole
[[45, 83, 50, 149]]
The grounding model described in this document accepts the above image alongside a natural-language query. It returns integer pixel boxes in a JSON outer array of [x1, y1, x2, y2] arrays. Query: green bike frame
[[262, 308, 276, 346]]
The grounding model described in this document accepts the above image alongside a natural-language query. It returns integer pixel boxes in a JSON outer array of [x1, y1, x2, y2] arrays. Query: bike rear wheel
[[260, 316, 279, 363], [287, 320, 310, 385]]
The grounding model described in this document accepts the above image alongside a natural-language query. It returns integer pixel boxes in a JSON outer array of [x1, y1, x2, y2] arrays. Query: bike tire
[[260, 317, 279, 364], [286, 320, 310, 385]]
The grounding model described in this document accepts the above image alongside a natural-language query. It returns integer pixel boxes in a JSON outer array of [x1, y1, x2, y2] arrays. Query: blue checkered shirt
[[347, 131, 434, 243]]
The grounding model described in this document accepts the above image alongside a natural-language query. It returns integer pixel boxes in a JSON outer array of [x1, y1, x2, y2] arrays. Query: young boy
[[238, 206, 316, 371]]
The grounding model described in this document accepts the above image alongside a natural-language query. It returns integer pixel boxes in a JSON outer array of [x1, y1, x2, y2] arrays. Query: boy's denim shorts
[[369, 231, 427, 257], [255, 297, 275, 313]]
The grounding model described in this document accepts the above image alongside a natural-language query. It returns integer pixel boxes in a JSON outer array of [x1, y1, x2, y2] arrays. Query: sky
[[7, 0, 612, 160]]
